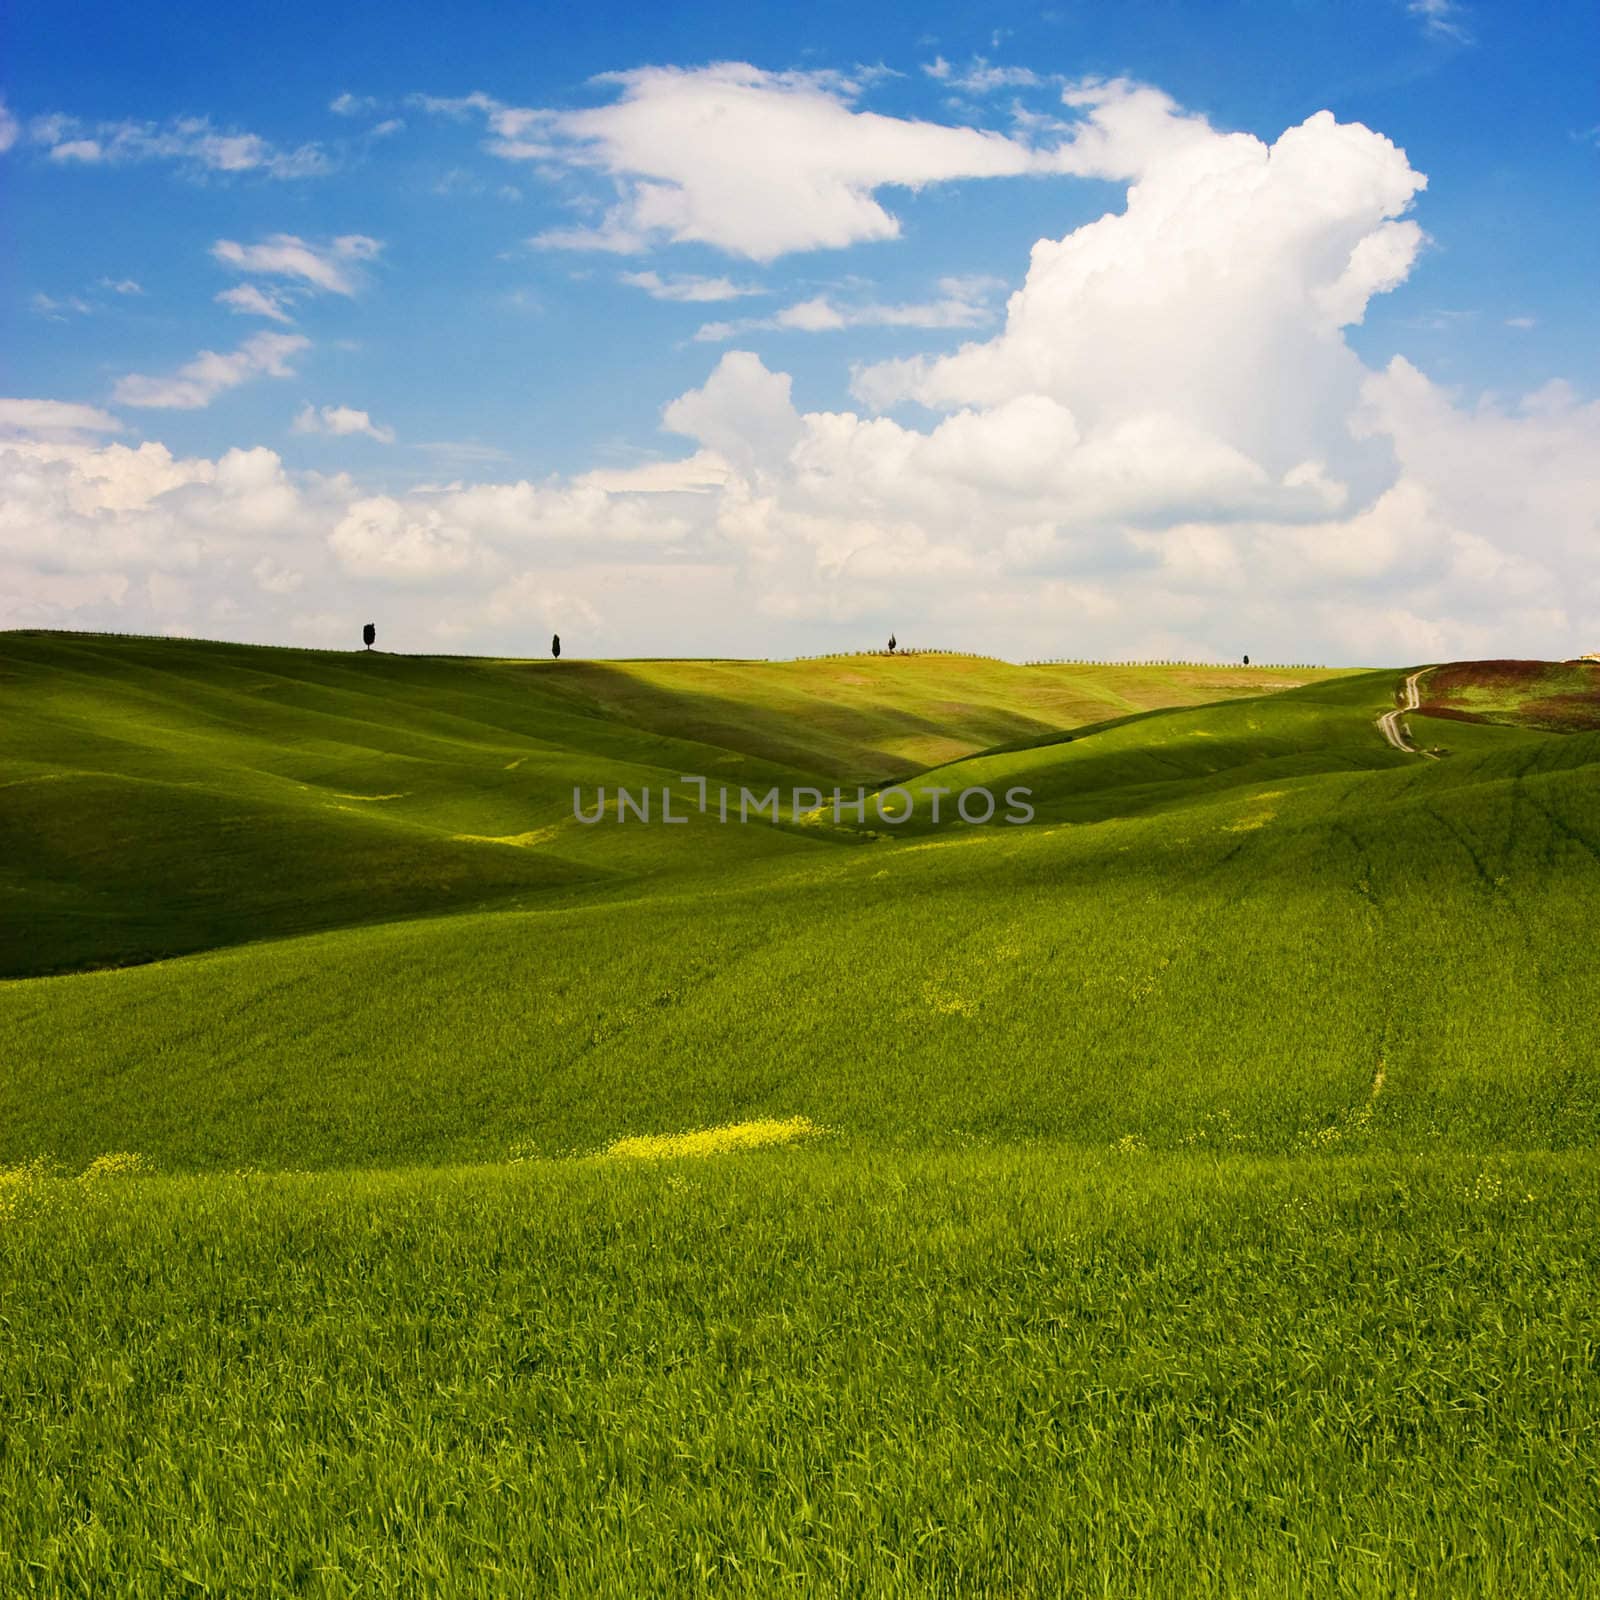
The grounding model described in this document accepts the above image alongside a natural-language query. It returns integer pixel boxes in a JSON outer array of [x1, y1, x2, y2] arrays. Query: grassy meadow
[[3, 632, 1599, 1594]]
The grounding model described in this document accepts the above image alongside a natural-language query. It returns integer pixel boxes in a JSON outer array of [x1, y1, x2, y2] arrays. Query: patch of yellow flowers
[[0, 1159, 51, 1223], [1, 1151, 156, 1222], [601, 1116, 823, 1162], [921, 982, 977, 1017], [1223, 789, 1286, 833], [80, 1151, 156, 1180]]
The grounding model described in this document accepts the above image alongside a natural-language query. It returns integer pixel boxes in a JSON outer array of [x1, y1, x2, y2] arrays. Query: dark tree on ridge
[[362, 622, 376, 652], [552, 633, 561, 659], [887, 633, 897, 654]]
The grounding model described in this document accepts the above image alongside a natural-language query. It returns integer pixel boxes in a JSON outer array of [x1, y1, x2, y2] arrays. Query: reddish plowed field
[[1420, 659, 1600, 732]]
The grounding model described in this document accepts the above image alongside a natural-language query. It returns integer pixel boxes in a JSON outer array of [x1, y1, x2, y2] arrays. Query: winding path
[[1377, 668, 1429, 755]]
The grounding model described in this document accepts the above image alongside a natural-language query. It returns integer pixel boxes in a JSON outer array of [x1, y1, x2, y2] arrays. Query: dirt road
[[1377, 669, 1428, 754]]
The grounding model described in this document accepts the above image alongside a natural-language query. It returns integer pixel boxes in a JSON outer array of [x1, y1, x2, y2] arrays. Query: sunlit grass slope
[[525, 651, 1350, 774], [2, 646, 1596, 1170], [865, 670, 1410, 828]]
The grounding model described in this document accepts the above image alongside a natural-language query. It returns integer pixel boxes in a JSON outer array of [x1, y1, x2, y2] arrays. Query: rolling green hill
[[4, 640, 1593, 1170], [0, 631, 1348, 976], [4, 634, 1599, 1595]]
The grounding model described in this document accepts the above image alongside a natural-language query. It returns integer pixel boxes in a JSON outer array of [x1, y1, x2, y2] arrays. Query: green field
[[3, 635, 1598, 1595]]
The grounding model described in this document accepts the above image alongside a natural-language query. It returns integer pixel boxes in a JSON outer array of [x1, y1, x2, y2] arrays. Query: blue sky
[[2, 0, 1597, 661]]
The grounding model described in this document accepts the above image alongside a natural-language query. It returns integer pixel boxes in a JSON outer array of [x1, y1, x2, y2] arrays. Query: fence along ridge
[[1019, 657, 1326, 668]]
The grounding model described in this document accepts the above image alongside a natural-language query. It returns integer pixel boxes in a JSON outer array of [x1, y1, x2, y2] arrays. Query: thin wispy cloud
[[31, 278, 146, 320], [215, 283, 297, 323], [694, 277, 1005, 341], [1408, 0, 1472, 43], [414, 440, 514, 466], [211, 234, 381, 296], [113, 332, 310, 409], [28, 112, 330, 178], [923, 56, 1046, 92], [0, 398, 123, 440], [620, 271, 766, 303], [329, 92, 403, 138], [31, 292, 94, 320]]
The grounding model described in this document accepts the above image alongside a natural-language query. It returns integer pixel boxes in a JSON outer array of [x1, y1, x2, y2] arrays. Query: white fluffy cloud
[[425, 67, 1214, 261], [325, 473, 698, 587], [293, 404, 395, 443], [533, 64, 1046, 259], [4, 339, 1596, 659], [113, 333, 310, 409], [329, 496, 486, 581], [851, 105, 1426, 528], [0, 435, 306, 588], [5, 82, 1596, 662], [661, 351, 805, 474]]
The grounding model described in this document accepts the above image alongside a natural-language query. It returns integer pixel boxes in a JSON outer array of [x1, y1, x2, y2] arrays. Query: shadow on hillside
[[0, 633, 1078, 786], [515, 660, 1076, 782]]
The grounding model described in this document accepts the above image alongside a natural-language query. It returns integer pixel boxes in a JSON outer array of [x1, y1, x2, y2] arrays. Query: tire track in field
[[1377, 669, 1433, 756], [1520, 785, 1600, 874]]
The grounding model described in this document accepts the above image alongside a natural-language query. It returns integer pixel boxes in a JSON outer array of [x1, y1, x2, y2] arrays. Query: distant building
[[1582, 652, 1600, 663]]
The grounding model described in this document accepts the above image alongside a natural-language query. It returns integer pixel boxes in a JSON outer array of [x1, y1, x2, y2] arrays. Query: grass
[[4, 1147, 1598, 1596], [3, 631, 1599, 1593]]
